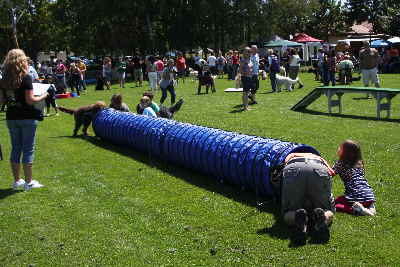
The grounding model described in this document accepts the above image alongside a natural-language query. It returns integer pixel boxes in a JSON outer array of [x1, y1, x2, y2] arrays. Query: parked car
[[67, 56, 92, 66]]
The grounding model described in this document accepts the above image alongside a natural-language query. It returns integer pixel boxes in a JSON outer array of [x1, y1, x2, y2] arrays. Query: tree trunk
[[12, 14, 19, 48]]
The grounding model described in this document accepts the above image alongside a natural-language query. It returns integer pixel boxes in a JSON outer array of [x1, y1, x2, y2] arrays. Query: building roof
[[349, 22, 373, 34]]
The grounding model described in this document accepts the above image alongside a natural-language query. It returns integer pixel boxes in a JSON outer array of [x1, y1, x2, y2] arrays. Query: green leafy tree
[[307, 0, 349, 41], [345, 0, 392, 34]]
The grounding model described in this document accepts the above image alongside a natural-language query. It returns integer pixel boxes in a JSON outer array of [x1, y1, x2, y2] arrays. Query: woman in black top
[[0, 49, 49, 191]]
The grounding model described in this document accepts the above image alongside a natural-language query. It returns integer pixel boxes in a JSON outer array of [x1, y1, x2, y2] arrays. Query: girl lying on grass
[[333, 140, 376, 216]]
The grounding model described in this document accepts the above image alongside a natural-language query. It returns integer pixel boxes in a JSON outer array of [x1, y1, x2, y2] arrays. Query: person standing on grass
[[155, 56, 164, 87], [207, 52, 217, 75], [69, 63, 82, 96], [147, 56, 158, 91], [232, 50, 240, 79], [324, 49, 337, 86], [127, 59, 135, 82], [133, 53, 143, 87], [225, 50, 233, 80], [216, 52, 226, 79], [268, 49, 280, 92], [102, 57, 112, 90], [160, 59, 176, 105], [249, 45, 259, 104], [27, 59, 39, 82], [359, 41, 381, 88], [273, 152, 335, 244], [55, 59, 68, 92], [0, 49, 49, 191], [116, 57, 127, 88], [239, 47, 253, 111], [288, 49, 304, 90], [77, 59, 87, 91]]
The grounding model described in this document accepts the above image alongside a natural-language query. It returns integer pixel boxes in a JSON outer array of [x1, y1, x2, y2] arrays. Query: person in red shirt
[[232, 50, 240, 79], [55, 59, 68, 92], [176, 52, 186, 84], [155, 57, 165, 87]]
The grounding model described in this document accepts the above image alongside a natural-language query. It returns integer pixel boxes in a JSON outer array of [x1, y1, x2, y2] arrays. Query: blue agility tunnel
[[93, 109, 319, 197]]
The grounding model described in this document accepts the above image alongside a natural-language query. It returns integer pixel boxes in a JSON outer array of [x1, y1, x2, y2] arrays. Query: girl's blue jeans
[[6, 119, 37, 164]]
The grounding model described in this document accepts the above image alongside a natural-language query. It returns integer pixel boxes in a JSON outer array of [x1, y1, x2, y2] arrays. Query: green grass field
[[1, 73, 399, 266]]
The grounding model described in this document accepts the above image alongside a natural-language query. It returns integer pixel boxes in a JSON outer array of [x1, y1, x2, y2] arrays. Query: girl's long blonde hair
[[1, 49, 29, 90]]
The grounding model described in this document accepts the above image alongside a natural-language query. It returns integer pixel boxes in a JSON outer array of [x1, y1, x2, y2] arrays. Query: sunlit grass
[[0, 73, 399, 266]]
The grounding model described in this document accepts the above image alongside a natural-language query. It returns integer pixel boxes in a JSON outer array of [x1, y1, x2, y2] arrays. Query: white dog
[[279, 66, 287, 76], [275, 74, 299, 92]]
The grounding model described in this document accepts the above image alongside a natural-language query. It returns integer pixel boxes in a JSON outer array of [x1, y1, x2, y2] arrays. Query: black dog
[[59, 101, 106, 136]]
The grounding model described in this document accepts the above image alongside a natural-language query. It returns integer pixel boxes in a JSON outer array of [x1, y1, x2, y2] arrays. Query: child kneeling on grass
[[332, 140, 376, 216], [137, 92, 183, 119]]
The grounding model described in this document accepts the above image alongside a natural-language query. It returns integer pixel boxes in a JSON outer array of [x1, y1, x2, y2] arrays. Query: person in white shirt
[[194, 52, 202, 71], [288, 49, 304, 89], [249, 45, 260, 104], [216, 53, 226, 79], [28, 59, 39, 82], [207, 53, 217, 75]]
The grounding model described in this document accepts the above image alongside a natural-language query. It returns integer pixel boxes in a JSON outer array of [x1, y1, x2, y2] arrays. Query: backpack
[[270, 56, 280, 72]]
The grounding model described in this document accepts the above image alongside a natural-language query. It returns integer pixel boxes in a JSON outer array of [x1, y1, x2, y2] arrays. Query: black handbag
[[3, 93, 44, 121]]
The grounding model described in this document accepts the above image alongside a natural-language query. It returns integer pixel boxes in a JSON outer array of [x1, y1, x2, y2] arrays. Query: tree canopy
[[0, 0, 399, 58]]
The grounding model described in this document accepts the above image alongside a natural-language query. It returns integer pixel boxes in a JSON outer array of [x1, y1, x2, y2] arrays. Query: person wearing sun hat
[[359, 41, 380, 88]]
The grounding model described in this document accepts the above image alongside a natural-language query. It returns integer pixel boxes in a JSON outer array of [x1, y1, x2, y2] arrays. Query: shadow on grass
[[79, 135, 302, 246], [295, 108, 400, 123], [0, 188, 22, 200], [229, 109, 245, 113], [259, 91, 279, 94]]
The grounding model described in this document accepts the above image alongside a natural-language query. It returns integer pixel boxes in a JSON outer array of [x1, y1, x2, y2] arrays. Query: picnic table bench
[[291, 86, 400, 119]]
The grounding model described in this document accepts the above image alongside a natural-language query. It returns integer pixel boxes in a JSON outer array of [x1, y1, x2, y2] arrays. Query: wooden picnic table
[[291, 86, 400, 119]]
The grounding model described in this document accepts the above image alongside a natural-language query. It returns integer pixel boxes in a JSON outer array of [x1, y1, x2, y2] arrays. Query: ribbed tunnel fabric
[[93, 109, 319, 197]]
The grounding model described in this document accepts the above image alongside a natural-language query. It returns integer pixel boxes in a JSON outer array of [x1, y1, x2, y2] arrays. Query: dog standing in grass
[[59, 101, 106, 136], [275, 75, 300, 92]]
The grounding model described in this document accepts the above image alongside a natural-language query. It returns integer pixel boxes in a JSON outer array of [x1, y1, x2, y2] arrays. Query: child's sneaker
[[24, 180, 44, 191], [12, 179, 26, 190], [352, 202, 364, 216], [353, 202, 376, 216]]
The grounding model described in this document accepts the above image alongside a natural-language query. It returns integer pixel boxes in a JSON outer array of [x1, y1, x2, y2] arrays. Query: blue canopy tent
[[371, 39, 390, 48]]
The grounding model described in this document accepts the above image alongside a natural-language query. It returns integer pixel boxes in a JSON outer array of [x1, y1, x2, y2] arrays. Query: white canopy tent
[[388, 37, 400, 44]]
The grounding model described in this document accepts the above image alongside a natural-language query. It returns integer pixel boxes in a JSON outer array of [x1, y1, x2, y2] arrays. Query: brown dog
[[59, 101, 106, 136]]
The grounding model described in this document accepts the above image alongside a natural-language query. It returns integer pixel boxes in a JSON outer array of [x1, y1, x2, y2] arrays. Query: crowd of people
[[0, 45, 380, 246], [12, 40, 387, 116]]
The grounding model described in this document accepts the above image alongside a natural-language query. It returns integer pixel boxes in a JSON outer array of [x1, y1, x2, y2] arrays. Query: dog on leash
[[275, 75, 299, 92], [59, 101, 106, 136]]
